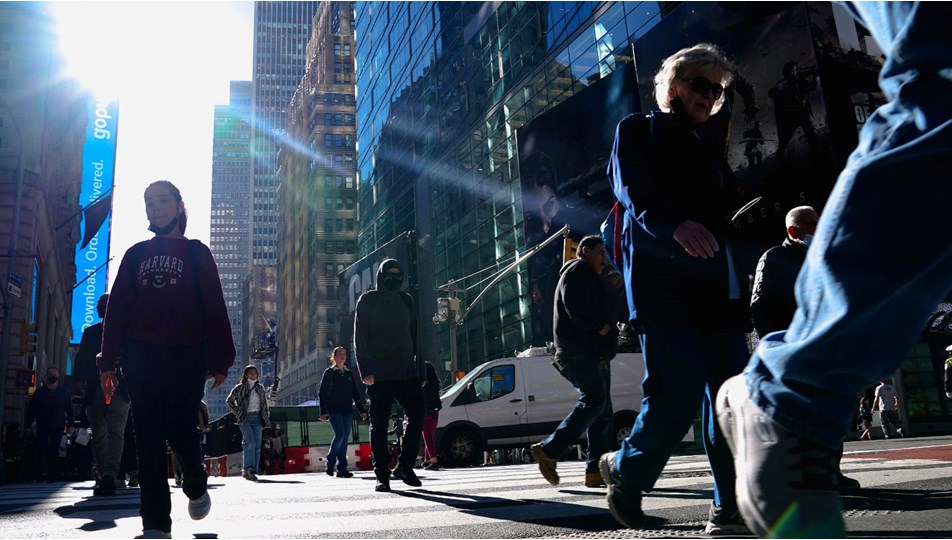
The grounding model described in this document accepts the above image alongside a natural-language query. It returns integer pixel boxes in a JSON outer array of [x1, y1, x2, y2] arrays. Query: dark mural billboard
[[518, 2, 883, 345], [517, 61, 640, 346]]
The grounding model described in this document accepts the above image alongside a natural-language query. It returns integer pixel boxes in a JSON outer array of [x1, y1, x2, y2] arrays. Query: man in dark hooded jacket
[[531, 235, 616, 489], [354, 258, 426, 492]]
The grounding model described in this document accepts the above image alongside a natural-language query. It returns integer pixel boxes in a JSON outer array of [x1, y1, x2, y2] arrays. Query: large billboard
[[70, 97, 118, 343], [517, 2, 883, 345], [517, 61, 640, 346]]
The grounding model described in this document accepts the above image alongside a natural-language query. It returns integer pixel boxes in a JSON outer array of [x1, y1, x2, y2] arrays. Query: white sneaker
[[716, 375, 845, 538], [187, 491, 211, 521]]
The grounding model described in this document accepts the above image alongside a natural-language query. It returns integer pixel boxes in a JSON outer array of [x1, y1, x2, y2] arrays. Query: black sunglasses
[[681, 77, 724, 100]]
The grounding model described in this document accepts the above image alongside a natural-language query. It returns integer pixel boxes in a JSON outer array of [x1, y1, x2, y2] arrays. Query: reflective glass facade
[[207, 81, 252, 420], [355, 2, 662, 373]]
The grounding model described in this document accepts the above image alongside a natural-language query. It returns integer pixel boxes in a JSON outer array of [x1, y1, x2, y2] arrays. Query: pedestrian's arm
[[350, 372, 367, 416], [317, 370, 330, 416], [353, 295, 374, 379], [197, 243, 236, 378], [225, 385, 241, 415], [63, 391, 74, 430], [98, 246, 140, 373], [750, 250, 785, 335], [608, 115, 688, 243], [562, 268, 609, 335]]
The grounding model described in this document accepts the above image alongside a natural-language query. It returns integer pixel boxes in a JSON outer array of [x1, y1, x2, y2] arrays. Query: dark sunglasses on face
[[682, 77, 724, 100]]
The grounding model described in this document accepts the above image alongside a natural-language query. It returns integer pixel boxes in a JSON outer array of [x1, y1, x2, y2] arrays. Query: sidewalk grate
[[544, 522, 708, 538]]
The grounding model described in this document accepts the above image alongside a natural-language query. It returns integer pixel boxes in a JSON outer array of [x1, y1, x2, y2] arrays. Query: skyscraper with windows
[[207, 81, 252, 420], [251, 1, 321, 268], [277, 1, 357, 406]]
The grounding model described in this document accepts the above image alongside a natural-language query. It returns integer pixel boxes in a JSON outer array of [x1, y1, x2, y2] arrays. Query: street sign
[[8, 272, 21, 286]]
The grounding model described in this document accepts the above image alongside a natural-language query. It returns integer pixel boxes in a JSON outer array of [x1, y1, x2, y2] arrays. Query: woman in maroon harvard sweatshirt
[[97, 180, 235, 538]]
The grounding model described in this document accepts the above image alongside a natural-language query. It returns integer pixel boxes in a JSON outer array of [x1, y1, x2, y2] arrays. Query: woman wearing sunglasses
[[602, 44, 752, 535]]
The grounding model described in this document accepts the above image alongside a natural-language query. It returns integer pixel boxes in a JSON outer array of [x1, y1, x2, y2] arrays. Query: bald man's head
[[785, 206, 818, 244]]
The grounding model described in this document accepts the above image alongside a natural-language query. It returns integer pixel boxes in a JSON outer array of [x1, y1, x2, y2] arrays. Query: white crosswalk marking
[[1, 442, 950, 538]]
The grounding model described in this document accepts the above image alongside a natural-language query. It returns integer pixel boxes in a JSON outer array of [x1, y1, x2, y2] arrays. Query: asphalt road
[[0, 435, 949, 538]]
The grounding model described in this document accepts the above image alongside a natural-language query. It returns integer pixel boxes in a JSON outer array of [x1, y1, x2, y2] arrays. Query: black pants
[[34, 427, 62, 482], [368, 378, 424, 478], [118, 411, 137, 480], [122, 339, 207, 533]]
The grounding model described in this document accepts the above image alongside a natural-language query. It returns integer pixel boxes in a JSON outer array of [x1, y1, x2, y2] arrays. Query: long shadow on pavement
[[842, 487, 952, 513], [53, 492, 139, 533], [391, 488, 668, 532]]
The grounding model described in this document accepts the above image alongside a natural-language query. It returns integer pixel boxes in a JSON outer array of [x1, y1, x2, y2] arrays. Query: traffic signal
[[19, 322, 37, 354], [14, 369, 35, 389], [562, 237, 579, 264]]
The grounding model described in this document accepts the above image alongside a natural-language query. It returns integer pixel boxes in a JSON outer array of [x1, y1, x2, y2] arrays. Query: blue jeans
[[327, 412, 353, 473], [745, 1, 952, 450], [540, 354, 613, 473], [616, 322, 747, 508], [239, 412, 263, 473]]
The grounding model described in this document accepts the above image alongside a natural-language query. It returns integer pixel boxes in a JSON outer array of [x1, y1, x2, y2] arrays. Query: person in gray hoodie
[[354, 258, 425, 492]]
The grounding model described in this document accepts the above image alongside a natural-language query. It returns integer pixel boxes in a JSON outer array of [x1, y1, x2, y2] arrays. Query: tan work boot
[[584, 472, 606, 488], [530, 443, 559, 485]]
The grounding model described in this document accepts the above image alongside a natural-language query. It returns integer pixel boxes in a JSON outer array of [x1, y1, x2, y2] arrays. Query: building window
[[325, 263, 334, 276]]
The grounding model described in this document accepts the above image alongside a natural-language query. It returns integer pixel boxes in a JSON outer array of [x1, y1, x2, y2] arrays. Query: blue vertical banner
[[70, 97, 119, 344]]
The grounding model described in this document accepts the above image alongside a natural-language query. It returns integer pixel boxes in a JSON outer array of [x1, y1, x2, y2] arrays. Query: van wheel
[[440, 428, 482, 467], [612, 411, 638, 450]]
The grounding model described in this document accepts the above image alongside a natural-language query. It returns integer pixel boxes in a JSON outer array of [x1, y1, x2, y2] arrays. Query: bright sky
[[52, 1, 254, 286]]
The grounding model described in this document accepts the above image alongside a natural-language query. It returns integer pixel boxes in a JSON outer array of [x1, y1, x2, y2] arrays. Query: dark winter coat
[[75, 321, 130, 404], [26, 385, 73, 433], [553, 258, 616, 359], [608, 110, 751, 331], [423, 362, 442, 411], [750, 238, 807, 336], [353, 258, 424, 382], [318, 366, 366, 416]]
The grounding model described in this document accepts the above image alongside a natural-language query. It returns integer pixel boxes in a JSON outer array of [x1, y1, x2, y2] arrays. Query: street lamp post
[[0, 96, 26, 478]]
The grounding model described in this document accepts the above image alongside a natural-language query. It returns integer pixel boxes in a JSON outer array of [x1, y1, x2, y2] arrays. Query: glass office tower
[[207, 81, 252, 420], [355, 2, 663, 375]]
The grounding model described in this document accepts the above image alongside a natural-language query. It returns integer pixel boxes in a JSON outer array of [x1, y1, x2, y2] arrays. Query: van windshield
[[441, 361, 492, 398]]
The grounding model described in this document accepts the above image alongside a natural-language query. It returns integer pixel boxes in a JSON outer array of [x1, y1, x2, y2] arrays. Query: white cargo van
[[435, 348, 646, 467]]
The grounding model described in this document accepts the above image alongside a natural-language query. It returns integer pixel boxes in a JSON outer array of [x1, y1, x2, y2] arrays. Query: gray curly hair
[[654, 43, 734, 114]]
